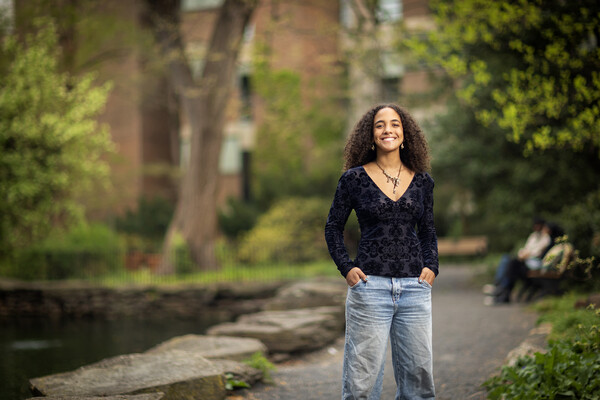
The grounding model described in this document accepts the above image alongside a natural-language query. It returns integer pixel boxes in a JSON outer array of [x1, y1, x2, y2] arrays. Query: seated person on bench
[[483, 218, 552, 305]]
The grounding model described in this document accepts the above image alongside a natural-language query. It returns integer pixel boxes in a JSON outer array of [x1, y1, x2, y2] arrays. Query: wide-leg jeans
[[342, 275, 435, 400]]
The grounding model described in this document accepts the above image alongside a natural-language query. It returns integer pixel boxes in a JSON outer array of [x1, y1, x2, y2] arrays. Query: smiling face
[[373, 107, 404, 153]]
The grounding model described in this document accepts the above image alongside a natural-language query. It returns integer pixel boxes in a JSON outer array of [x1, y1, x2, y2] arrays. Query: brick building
[[12, 0, 434, 216]]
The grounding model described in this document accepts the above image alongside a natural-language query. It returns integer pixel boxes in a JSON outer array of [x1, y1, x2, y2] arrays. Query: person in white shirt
[[484, 218, 552, 305], [518, 220, 552, 261]]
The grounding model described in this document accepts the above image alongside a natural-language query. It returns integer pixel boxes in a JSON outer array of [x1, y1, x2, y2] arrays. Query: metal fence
[[2, 244, 333, 283]]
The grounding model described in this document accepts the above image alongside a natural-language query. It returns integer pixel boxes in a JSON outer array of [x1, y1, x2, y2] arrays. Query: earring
[[371, 143, 375, 151], [401, 142, 404, 149]]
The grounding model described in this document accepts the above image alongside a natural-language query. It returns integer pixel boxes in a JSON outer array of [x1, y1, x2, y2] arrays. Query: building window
[[0, 0, 13, 33], [181, 0, 223, 11], [340, 0, 403, 28], [239, 75, 253, 121], [377, 0, 403, 23], [380, 76, 401, 103], [243, 23, 255, 43], [219, 136, 241, 174], [340, 0, 354, 29]]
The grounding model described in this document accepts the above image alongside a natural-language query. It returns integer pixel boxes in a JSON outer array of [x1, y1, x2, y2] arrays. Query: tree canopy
[[402, 0, 600, 257], [408, 0, 600, 155], [0, 21, 112, 256]]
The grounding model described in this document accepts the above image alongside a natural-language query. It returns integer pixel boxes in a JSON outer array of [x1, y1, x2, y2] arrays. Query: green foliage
[[484, 316, 600, 399], [95, 259, 338, 286], [14, 1, 154, 74], [224, 372, 251, 390], [403, 1, 600, 252], [1, 223, 124, 280], [115, 196, 174, 240], [407, 0, 600, 154], [243, 352, 276, 384], [0, 20, 112, 257], [236, 197, 331, 264], [558, 189, 600, 260], [171, 231, 195, 276], [251, 42, 345, 209], [534, 294, 600, 340], [425, 96, 600, 251], [218, 197, 262, 239]]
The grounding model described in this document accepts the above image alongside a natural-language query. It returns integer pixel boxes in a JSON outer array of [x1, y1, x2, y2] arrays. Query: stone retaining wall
[[0, 279, 284, 320]]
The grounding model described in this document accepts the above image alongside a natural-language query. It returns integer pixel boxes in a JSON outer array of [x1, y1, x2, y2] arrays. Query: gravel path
[[229, 265, 540, 400]]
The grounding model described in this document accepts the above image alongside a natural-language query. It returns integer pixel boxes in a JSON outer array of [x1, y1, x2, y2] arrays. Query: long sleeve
[[417, 174, 439, 276], [521, 232, 551, 259], [324, 173, 356, 277]]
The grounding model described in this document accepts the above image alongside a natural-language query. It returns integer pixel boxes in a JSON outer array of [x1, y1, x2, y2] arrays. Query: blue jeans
[[343, 276, 435, 400], [494, 254, 511, 289]]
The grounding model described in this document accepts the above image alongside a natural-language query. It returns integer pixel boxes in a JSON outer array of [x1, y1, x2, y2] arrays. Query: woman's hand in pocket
[[346, 267, 368, 287]]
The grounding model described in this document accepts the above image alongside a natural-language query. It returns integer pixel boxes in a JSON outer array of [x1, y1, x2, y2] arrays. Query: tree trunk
[[147, 0, 258, 273]]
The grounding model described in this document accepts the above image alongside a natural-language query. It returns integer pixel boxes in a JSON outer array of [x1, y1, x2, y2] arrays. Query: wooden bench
[[519, 242, 574, 301], [437, 236, 488, 257]]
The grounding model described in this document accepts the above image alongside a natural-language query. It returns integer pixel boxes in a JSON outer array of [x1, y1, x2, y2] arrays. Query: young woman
[[325, 104, 438, 399]]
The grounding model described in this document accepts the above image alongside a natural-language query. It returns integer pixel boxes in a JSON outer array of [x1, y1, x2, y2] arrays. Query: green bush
[[533, 294, 600, 341], [172, 232, 195, 276], [218, 197, 262, 239], [236, 197, 331, 264], [558, 189, 600, 286], [3, 223, 124, 280], [115, 196, 174, 239], [243, 352, 276, 384], [484, 321, 600, 399]]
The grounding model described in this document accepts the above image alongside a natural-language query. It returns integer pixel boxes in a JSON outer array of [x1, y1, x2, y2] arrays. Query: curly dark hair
[[343, 104, 431, 172]]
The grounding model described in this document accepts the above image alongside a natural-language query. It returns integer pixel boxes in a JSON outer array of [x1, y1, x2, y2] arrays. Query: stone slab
[[211, 359, 263, 387], [262, 279, 347, 311], [30, 350, 226, 400], [26, 394, 164, 400], [146, 334, 266, 361], [207, 306, 345, 353]]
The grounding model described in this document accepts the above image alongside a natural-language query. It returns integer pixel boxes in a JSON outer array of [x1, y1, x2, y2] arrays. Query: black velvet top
[[325, 166, 439, 278]]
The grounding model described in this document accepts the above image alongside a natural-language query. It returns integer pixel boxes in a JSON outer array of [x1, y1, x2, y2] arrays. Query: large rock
[[146, 334, 267, 361], [206, 306, 345, 353], [29, 350, 226, 400], [26, 395, 164, 400], [262, 279, 347, 311], [211, 359, 263, 387]]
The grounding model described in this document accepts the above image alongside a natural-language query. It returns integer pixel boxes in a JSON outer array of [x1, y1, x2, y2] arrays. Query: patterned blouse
[[325, 166, 439, 278]]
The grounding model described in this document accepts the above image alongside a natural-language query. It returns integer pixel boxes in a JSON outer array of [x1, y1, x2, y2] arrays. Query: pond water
[[0, 314, 228, 400]]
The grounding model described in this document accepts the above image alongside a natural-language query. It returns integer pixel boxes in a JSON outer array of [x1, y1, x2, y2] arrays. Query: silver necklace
[[376, 162, 402, 194]]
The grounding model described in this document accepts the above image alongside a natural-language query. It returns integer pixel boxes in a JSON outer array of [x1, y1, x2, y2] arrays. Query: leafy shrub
[[115, 196, 174, 239], [236, 197, 331, 264], [218, 197, 262, 239], [171, 232, 195, 276], [558, 190, 600, 290], [225, 372, 251, 390], [243, 352, 276, 384], [533, 294, 600, 341], [0, 20, 112, 258], [4, 223, 124, 280], [484, 320, 600, 399]]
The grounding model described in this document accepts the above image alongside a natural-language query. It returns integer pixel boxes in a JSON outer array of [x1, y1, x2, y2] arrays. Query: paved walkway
[[230, 265, 540, 400]]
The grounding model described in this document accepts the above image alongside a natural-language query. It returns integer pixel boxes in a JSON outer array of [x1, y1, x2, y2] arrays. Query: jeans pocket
[[349, 280, 362, 289], [349, 276, 369, 289], [419, 279, 433, 289]]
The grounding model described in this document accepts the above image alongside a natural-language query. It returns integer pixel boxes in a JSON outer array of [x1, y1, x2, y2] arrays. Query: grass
[[532, 292, 600, 341], [90, 259, 340, 287]]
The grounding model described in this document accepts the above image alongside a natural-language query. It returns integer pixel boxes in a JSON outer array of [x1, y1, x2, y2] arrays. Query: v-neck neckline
[[360, 165, 416, 202]]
